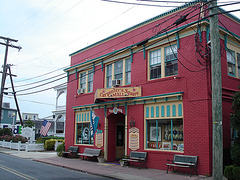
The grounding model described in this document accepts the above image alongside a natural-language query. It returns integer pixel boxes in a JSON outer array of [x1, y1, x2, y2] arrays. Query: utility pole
[[0, 36, 21, 125], [209, 0, 223, 179], [8, 64, 23, 126]]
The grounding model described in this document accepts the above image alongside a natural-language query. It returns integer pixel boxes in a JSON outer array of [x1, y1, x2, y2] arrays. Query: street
[[0, 153, 112, 180]]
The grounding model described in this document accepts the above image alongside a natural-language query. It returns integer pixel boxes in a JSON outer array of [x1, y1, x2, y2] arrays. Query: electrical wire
[[10, 3, 240, 95]]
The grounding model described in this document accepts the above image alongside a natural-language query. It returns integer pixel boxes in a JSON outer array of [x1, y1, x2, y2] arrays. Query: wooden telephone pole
[[209, 0, 223, 179], [0, 36, 21, 125]]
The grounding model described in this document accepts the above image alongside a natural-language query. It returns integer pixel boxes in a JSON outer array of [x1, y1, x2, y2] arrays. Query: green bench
[[62, 146, 79, 158], [122, 151, 148, 169], [166, 154, 198, 177]]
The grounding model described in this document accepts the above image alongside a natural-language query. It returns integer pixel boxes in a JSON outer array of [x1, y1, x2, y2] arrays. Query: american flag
[[40, 120, 51, 136]]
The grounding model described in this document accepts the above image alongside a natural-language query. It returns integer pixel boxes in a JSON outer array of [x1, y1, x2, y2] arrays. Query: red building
[[64, 0, 240, 175]]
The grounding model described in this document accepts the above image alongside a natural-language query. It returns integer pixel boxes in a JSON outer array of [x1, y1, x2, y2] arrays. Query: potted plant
[[97, 151, 105, 163]]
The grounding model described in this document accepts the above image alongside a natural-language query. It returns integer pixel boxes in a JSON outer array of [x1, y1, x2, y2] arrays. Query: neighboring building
[[52, 85, 66, 137], [0, 102, 17, 125], [22, 113, 38, 121], [64, 0, 240, 175]]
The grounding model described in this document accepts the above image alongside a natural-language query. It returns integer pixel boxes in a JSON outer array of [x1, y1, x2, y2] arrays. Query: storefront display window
[[76, 122, 93, 145], [146, 119, 183, 151]]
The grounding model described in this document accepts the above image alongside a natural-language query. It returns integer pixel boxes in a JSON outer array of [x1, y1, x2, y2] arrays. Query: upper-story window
[[149, 44, 178, 80], [105, 58, 131, 87], [165, 45, 178, 77], [227, 49, 240, 78], [79, 70, 94, 93]]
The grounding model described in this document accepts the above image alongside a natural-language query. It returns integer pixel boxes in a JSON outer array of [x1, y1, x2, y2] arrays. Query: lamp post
[[12, 112, 15, 133]]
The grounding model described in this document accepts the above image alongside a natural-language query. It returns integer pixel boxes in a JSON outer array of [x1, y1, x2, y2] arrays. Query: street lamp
[[12, 112, 15, 133]]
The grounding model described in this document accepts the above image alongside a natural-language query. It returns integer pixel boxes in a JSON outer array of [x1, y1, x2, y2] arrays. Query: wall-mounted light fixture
[[130, 117, 135, 127]]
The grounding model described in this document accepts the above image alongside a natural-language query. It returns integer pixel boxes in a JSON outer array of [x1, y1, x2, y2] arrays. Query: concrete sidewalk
[[0, 147, 215, 180]]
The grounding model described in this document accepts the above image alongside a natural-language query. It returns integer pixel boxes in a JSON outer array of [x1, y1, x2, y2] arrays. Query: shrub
[[44, 139, 57, 150], [0, 135, 28, 143], [233, 166, 240, 180], [56, 143, 64, 157], [231, 143, 240, 166], [12, 135, 28, 143], [0, 128, 13, 136], [224, 165, 235, 180]]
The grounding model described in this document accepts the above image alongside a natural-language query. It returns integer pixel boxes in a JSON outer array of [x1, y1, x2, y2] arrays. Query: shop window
[[149, 44, 178, 80], [76, 122, 93, 145], [79, 70, 94, 93], [146, 119, 183, 151], [105, 58, 131, 87]]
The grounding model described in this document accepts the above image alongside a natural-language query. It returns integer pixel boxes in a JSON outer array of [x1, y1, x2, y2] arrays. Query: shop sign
[[129, 127, 139, 151], [95, 87, 141, 100], [109, 107, 122, 114], [95, 130, 103, 148]]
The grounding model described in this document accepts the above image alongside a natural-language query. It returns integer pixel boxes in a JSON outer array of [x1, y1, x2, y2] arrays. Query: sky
[[0, 0, 239, 118]]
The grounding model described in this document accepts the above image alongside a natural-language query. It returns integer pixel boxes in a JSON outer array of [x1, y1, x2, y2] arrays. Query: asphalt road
[[0, 153, 112, 180]]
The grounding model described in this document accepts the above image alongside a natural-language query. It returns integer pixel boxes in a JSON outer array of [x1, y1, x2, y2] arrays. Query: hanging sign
[[109, 107, 122, 114], [95, 130, 103, 148], [129, 127, 139, 151], [95, 87, 141, 101]]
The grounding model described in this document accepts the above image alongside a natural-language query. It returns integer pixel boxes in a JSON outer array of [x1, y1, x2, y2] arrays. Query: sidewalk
[[0, 147, 214, 180]]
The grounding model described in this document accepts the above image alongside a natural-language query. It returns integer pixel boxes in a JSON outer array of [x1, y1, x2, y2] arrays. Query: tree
[[230, 89, 240, 166], [24, 118, 35, 128]]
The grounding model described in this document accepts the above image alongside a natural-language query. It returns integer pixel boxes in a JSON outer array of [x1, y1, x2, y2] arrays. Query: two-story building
[[64, 0, 240, 175]]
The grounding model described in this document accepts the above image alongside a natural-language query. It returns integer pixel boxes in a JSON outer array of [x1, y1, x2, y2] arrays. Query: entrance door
[[116, 125, 125, 159]]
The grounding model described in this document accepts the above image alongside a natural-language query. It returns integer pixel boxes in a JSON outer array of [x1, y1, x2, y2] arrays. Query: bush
[[233, 166, 240, 180], [0, 128, 13, 136], [44, 139, 57, 150], [0, 135, 28, 143], [56, 143, 64, 157], [12, 135, 28, 143], [231, 144, 240, 166], [224, 165, 235, 180]]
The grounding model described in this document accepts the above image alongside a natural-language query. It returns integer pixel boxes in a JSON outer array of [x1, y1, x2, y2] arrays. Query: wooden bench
[[78, 148, 101, 160], [62, 146, 79, 158], [166, 154, 198, 177], [122, 151, 147, 169]]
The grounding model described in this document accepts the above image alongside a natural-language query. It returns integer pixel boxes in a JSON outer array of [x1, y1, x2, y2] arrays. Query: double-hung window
[[227, 49, 236, 76], [79, 70, 94, 93], [114, 60, 123, 84], [226, 47, 240, 78], [125, 58, 131, 85], [105, 58, 131, 87], [150, 49, 161, 79], [80, 72, 86, 90], [88, 70, 93, 92], [149, 44, 178, 80], [165, 44, 178, 77], [106, 64, 112, 88]]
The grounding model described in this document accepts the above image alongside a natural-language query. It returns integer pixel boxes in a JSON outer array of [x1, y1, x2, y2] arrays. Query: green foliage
[[36, 136, 64, 144], [231, 90, 240, 136], [233, 166, 240, 180], [231, 143, 240, 166], [0, 128, 13, 136], [56, 143, 65, 157], [24, 119, 35, 128], [44, 139, 57, 150], [224, 165, 235, 180]]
